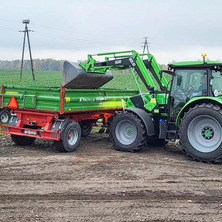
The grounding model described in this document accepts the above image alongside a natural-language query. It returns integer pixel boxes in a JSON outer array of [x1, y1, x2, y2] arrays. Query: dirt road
[[1, 133, 222, 221]]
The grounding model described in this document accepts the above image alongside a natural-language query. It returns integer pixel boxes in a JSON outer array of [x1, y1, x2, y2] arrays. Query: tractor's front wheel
[[109, 111, 147, 152], [179, 103, 222, 162]]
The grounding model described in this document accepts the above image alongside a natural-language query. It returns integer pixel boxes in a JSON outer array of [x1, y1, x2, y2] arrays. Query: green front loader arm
[[79, 50, 169, 91], [147, 53, 168, 89]]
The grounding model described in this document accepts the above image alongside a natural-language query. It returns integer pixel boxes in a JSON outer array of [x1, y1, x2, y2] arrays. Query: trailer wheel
[[11, 135, 36, 146], [81, 125, 92, 137], [0, 109, 11, 124], [110, 111, 147, 152], [179, 103, 222, 162], [55, 121, 81, 152], [79, 121, 93, 137]]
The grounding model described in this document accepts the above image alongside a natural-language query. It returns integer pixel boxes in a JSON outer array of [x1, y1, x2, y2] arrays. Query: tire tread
[[179, 103, 222, 163], [109, 111, 147, 152]]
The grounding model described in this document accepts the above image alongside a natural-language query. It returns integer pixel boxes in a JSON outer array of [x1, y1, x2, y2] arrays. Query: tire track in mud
[[1, 189, 222, 203]]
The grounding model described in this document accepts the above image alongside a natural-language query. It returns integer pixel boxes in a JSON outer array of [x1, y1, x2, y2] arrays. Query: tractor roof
[[168, 61, 222, 69]]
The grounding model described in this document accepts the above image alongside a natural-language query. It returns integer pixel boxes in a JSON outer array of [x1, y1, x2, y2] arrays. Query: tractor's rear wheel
[[11, 135, 36, 146], [55, 121, 81, 152], [109, 111, 147, 152], [179, 103, 222, 162]]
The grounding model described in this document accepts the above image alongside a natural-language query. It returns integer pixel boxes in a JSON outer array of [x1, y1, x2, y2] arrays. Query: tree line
[[0, 59, 167, 71], [0, 59, 64, 71]]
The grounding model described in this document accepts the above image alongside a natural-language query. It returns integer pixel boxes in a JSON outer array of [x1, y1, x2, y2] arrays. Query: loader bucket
[[62, 61, 113, 89]]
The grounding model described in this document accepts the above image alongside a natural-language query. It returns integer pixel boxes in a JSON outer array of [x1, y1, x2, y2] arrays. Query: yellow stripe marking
[[6, 91, 18, 94]]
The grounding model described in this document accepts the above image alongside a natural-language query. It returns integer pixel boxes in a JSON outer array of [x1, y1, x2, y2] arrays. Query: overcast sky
[[0, 0, 222, 64]]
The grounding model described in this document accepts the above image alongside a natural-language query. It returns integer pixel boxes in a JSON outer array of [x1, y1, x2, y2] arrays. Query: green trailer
[[2, 85, 138, 113], [0, 84, 138, 152]]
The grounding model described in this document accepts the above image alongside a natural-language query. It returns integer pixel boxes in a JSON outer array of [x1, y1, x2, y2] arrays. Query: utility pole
[[19, 19, 35, 81], [142, 37, 150, 54]]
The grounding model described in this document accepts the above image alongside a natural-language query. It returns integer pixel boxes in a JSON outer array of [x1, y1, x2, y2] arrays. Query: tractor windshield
[[170, 69, 207, 116], [212, 70, 222, 97], [172, 69, 207, 97]]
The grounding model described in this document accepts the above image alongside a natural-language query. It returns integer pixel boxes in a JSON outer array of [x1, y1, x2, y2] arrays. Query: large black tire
[[0, 109, 11, 124], [179, 103, 222, 162], [55, 121, 81, 152], [109, 111, 147, 152], [11, 135, 36, 146]]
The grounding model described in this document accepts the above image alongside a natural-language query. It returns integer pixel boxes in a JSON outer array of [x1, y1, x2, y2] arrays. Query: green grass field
[[0, 70, 62, 87], [0, 69, 139, 90]]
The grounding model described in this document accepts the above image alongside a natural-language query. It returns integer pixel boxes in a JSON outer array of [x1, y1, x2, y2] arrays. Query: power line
[[0, 18, 19, 23], [142, 37, 150, 54], [0, 26, 18, 31], [0, 19, 142, 45], [19, 19, 35, 81], [33, 23, 140, 40]]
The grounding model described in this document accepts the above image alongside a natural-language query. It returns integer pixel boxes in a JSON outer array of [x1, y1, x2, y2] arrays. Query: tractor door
[[169, 68, 209, 118]]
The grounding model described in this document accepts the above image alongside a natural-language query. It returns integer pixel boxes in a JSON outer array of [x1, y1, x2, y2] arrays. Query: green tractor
[[80, 51, 222, 162]]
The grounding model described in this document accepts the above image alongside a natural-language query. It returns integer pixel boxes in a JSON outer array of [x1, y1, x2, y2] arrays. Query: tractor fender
[[125, 108, 155, 136], [175, 97, 222, 126]]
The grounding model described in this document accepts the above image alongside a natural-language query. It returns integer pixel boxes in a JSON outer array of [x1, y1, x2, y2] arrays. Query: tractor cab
[[168, 59, 222, 118]]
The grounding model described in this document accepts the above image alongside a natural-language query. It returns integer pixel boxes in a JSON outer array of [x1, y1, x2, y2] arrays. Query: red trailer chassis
[[1, 108, 119, 141]]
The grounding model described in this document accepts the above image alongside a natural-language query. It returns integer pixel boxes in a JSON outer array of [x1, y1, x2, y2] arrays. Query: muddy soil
[[0, 133, 222, 221]]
